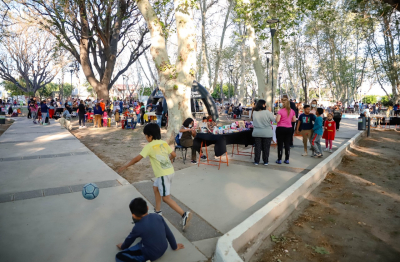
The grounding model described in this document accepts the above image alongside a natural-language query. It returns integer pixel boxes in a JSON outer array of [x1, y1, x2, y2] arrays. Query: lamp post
[[278, 73, 282, 100], [267, 18, 279, 110], [265, 52, 271, 84], [69, 64, 74, 98], [122, 75, 127, 100], [228, 65, 234, 104]]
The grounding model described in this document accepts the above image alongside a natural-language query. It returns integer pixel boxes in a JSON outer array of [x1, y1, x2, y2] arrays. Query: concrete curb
[[214, 130, 365, 262]]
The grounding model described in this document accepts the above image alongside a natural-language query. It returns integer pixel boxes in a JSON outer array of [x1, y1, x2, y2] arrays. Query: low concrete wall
[[214, 131, 365, 262]]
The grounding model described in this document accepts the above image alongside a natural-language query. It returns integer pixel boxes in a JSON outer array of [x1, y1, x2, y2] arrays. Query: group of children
[[116, 123, 191, 262], [296, 105, 336, 158]]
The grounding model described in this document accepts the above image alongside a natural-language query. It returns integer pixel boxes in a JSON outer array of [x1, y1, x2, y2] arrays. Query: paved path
[[0, 118, 358, 262]]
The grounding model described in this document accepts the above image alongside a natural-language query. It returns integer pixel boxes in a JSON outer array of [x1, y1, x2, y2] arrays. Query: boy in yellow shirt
[[118, 123, 192, 230]]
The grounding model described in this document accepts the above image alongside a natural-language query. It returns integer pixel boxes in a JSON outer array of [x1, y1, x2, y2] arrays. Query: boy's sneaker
[[284, 160, 289, 164], [201, 155, 207, 160], [264, 162, 268, 166], [79, 126, 82, 129], [191, 160, 197, 164], [82, 126, 87, 128], [323, 148, 329, 152], [182, 211, 192, 231], [301, 152, 308, 156], [154, 209, 163, 216], [329, 149, 333, 153], [254, 162, 259, 166], [276, 160, 282, 164], [314, 153, 322, 158]]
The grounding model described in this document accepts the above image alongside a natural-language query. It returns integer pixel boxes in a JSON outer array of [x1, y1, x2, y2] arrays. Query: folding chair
[[173, 134, 188, 164]]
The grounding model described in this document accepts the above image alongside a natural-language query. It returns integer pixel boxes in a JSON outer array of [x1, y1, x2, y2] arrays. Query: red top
[[322, 120, 336, 140]]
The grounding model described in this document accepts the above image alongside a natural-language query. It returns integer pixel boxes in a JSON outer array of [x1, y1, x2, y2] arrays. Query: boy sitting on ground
[[116, 198, 184, 262], [118, 123, 193, 230]]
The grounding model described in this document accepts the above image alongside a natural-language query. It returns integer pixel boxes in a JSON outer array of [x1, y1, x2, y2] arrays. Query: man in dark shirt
[[116, 198, 184, 262], [290, 99, 298, 147]]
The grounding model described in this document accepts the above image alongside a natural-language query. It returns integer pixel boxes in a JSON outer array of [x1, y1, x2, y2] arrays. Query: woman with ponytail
[[275, 95, 297, 164]]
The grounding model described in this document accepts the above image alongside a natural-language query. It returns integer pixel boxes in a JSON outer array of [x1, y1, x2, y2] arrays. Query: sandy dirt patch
[[250, 129, 400, 262]]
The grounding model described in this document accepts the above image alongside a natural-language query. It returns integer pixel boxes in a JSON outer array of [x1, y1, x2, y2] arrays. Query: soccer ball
[[82, 183, 99, 200]]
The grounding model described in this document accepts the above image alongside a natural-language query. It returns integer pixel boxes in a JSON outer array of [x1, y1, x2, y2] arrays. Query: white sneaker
[[83, 126, 87, 128], [79, 126, 82, 129], [302, 152, 308, 156], [182, 211, 192, 230], [323, 148, 329, 152], [329, 149, 333, 153]]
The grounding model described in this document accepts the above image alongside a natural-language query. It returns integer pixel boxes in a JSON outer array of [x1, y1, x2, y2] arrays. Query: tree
[[136, 0, 198, 143], [20, 0, 150, 100], [362, 95, 377, 104], [0, 22, 61, 95]]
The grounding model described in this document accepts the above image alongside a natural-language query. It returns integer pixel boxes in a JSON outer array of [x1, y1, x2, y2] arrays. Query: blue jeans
[[116, 242, 146, 262], [156, 115, 162, 127], [137, 114, 141, 124], [41, 112, 48, 124]]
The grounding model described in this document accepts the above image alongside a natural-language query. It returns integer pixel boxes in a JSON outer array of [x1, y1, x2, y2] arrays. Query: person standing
[[310, 99, 318, 115], [155, 101, 163, 128], [30, 101, 38, 124], [40, 100, 49, 125], [311, 108, 324, 157], [93, 103, 103, 128], [290, 99, 298, 147], [119, 99, 124, 113], [140, 102, 145, 125], [252, 99, 275, 166], [275, 95, 296, 164], [296, 105, 316, 156], [135, 103, 141, 126], [78, 100, 87, 128], [332, 105, 342, 131]]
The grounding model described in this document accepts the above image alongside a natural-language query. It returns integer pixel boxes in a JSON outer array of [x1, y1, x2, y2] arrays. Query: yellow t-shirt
[[140, 140, 174, 177]]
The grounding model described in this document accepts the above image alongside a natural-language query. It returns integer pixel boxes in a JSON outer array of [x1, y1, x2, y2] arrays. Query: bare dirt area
[[69, 117, 233, 183], [0, 119, 14, 136], [250, 129, 400, 262]]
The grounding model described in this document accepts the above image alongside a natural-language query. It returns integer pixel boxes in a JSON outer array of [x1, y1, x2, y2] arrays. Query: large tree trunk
[[137, 0, 195, 144], [211, 0, 234, 93], [272, 34, 280, 102], [247, 22, 268, 103], [238, 24, 246, 105]]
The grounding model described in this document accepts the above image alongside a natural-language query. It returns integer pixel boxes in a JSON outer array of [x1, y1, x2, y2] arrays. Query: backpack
[[175, 134, 181, 146]]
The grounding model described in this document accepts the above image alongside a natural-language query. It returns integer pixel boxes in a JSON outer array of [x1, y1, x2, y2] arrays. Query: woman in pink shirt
[[275, 95, 296, 164]]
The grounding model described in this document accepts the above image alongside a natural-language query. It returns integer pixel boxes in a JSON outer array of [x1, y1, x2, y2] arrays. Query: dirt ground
[[0, 119, 14, 136], [69, 117, 232, 183], [250, 129, 400, 262]]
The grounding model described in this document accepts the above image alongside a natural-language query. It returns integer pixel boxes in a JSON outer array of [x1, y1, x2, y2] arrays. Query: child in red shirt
[[322, 113, 336, 153]]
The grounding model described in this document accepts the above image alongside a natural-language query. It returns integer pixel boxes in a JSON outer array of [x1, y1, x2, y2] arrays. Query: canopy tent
[[147, 81, 219, 125]]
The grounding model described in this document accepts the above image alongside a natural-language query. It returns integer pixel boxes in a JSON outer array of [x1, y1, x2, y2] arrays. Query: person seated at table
[[206, 115, 217, 130], [179, 118, 206, 164], [199, 117, 208, 133]]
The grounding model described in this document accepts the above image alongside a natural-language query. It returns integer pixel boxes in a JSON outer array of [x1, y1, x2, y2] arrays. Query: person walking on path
[[333, 105, 342, 131], [323, 112, 336, 153], [140, 102, 145, 125], [78, 100, 87, 128], [290, 99, 298, 147], [40, 100, 49, 125], [275, 95, 296, 164], [311, 108, 324, 157], [310, 99, 318, 115], [252, 99, 275, 166], [118, 124, 193, 231], [296, 105, 316, 156], [135, 103, 141, 126], [30, 101, 38, 124], [155, 102, 163, 128], [93, 103, 103, 128]]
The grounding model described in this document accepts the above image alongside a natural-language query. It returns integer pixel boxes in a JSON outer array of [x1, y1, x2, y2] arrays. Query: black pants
[[27, 108, 31, 119], [333, 117, 341, 130], [276, 127, 292, 161], [254, 137, 272, 164], [78, 114, 85, 126], [290, 121, 296, 146], [140, 114, 144, 125]]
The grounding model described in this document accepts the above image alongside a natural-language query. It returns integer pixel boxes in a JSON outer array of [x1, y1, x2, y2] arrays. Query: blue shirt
[[93, 106, 103, 115], [121, 213, 177, 261], [313, 116, 323, 135], [40, 104, 48, 113], [298, 113, 316, 130]]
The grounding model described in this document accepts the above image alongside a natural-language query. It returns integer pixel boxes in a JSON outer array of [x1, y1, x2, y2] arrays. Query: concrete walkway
[[0, 118, 358, 262], [0, 118, 206, 262]]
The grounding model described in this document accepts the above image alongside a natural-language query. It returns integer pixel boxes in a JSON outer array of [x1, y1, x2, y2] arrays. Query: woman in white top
[[252, 99, 275, 165]]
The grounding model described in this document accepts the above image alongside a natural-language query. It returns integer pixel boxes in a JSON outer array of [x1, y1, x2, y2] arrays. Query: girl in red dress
[[323, 113, 336, 153]]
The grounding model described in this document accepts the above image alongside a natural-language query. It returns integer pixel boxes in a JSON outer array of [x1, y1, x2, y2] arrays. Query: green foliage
[[211, 83, 234, 99], [141, 87, 152, 96], [362, 95, 377, 104], [380, 95, 393, 106], [1, 79, 31, 96]]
